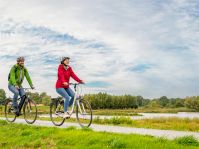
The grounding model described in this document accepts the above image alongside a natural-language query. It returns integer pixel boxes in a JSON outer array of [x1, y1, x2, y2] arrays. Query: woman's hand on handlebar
[[80, 80, 85, 84], [63, 82, 69, 86]]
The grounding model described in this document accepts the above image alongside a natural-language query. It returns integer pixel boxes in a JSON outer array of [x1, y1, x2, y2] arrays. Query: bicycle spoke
[[76, 99, 92, 127], [5, 99, 16, 122], [24, 99, 37, 124], [50, 100, 65, 126]]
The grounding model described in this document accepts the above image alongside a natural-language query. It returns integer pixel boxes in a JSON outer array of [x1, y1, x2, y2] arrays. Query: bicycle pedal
[[15, 112, 22, 116], [64, 116, 70, 119]]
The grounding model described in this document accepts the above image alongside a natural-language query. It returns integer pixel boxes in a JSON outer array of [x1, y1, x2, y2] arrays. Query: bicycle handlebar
[[21, 88, 35, 91], [69, 83, 84, 91], [69, 83, 84, 86]]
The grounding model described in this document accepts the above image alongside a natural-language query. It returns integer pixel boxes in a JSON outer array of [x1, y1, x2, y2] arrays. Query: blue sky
[[0, 0, 199, 98]]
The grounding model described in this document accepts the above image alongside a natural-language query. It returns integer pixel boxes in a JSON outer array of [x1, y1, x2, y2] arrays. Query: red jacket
[[56, 64, 82, 88]]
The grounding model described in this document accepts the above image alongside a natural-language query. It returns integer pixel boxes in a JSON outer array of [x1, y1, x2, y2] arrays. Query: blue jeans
[[56, 87, 75, 112], [8, 85, 25, 108]]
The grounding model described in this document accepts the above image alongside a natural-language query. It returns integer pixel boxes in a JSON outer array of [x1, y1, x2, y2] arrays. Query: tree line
[[0, 89, 51, 106], [0, 88, 199, 111]]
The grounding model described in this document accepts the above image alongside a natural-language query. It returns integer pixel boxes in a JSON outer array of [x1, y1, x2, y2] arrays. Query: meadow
[[0, 120, 198, 149]]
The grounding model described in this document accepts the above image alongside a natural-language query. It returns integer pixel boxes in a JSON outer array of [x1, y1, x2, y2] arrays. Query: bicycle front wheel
[[5, 99, 16, 122], [76, 99, 92, 127], [50, 100, 65, 126], [23, 99, 37, 124]]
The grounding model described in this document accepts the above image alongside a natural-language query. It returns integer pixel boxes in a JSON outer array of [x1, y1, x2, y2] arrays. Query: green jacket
[[8, 64, 33, 87]]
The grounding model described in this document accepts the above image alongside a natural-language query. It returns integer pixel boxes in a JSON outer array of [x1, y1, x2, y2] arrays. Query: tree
[[159, 96, 169, 107], [148, 100, 160, 108], [27, 92, 40, 104], [0, 89, 6, 105], [136, 96, 144, 107], [185, 96, 199, 111], [174, 98, 185, 108], [39, 92, 51, 105]]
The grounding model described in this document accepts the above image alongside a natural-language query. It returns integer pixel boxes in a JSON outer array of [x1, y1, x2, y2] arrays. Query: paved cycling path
[[0, 117, 199, 140]]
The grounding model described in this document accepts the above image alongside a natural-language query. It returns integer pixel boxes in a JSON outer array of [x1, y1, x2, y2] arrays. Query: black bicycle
[[5, 88, 37, 124], [50, 83, 92, 127]]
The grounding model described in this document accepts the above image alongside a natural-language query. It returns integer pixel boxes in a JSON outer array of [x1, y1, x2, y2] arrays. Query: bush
[[84, 93, 140, 109], [185, 97, 199, 111], [175, 136, 199, 146]]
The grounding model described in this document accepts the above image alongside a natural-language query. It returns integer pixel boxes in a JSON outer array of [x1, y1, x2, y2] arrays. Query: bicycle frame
[[69, 84, 80, 115], [59, 83, 85, 116], [5, 87, 38, 124], [17, 95, 27, 112], [14, 88, 32, 113], [51, 83, 92, 127]]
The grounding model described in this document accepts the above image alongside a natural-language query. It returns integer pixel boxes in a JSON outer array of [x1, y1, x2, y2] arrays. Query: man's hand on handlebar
[[31, 86, 35, 90]]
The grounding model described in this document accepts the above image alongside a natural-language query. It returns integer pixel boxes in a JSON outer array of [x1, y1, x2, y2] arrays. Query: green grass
[[93, 109, 142, 116], [93, 117, 199, 132], [0, 106, 3, 115], [93, 107, 197, 115], [0, 120, 198, 149], [1, 104, 199, 132], [31, 106, 198, 116], [0, 105, 197, 116], [175, 136, 199, 146], [0, 105, 50, 115], [37, 105, 50, 114], [38, 116, 199, 132]]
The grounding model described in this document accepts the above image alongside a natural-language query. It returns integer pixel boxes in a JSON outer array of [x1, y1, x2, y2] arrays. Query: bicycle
[[50, 83, 92, 127], [5, 88, 38, 124]]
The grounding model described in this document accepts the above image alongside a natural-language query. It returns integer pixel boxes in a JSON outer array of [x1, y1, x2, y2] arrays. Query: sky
[[0, 0, 199, 98]]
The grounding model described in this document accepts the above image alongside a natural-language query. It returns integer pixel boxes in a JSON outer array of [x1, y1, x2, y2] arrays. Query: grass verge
[[0, 120, 198, 149]]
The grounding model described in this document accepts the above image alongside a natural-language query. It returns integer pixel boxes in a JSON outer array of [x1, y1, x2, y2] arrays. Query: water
[[38, 112, 199, 120], [134, 112, 199, 120]]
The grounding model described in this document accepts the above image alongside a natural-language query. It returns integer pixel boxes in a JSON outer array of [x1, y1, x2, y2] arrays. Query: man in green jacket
[[8, 57, 34, 114]]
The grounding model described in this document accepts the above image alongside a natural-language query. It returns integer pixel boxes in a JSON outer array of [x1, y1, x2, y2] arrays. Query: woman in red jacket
[[56, 57, 84, 118]]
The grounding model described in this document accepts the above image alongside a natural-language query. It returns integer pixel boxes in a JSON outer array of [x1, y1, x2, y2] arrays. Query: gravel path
[[1, 117, 199, 140]]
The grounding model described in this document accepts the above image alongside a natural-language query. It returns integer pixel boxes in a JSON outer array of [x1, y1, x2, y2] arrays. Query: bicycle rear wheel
[[76, 99, 92, 127], [50, 100, 65, 126], [5, 99, 16, 122], [23, 99, 37, 124]]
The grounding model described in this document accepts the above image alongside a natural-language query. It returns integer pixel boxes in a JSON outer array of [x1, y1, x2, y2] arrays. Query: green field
[[93, 107, 196, 115], [0, 120, 198, 149], [37, 116, 199, 132], [0, 105, 196, 116], [30, 106, 198, 115], [1, 105, 199, 132], [93, 117, 199, 132]]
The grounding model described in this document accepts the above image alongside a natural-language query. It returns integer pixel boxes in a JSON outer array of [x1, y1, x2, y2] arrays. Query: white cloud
[[0, 0, 199, 98]]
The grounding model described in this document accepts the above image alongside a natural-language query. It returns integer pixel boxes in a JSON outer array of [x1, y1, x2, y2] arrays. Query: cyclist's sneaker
[[16, 112, 22, 116], [55, 111, 59, 115], [63, 112, 70, 118], [55, 111, 61, 116]]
